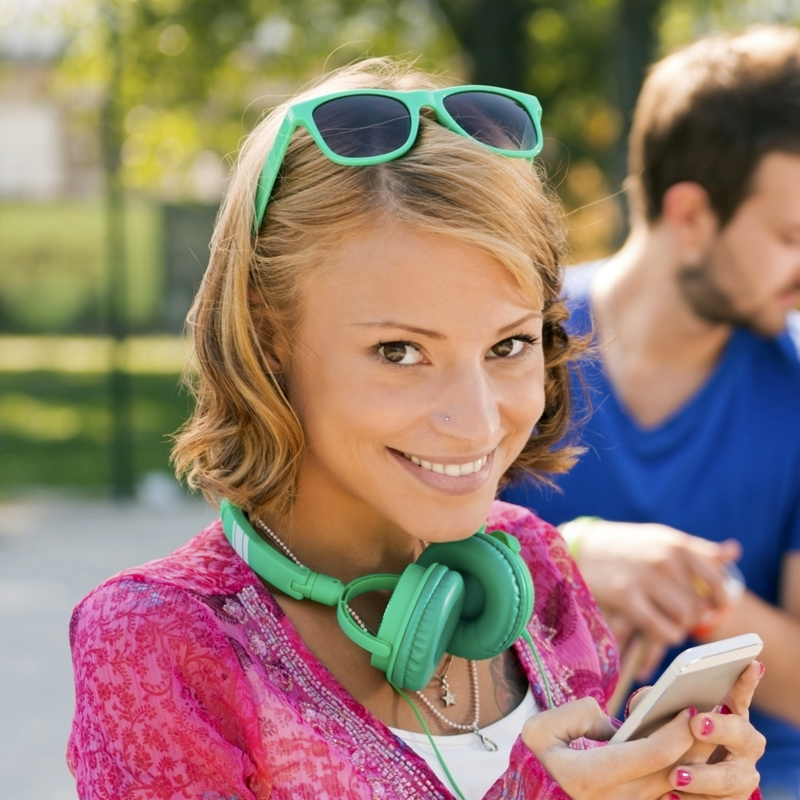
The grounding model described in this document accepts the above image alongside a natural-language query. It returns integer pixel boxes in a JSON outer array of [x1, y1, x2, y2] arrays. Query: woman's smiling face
[[282, 221, 546, 543]]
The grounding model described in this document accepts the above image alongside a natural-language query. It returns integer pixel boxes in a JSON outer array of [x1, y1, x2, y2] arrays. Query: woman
[[68, 58, 764, 800]]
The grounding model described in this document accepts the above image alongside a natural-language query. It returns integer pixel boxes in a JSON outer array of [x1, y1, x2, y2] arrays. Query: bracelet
[[557, 516, 602, 562]]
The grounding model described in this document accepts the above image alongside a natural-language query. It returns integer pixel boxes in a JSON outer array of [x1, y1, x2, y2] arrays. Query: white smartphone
[[609, 632, 763, 744]]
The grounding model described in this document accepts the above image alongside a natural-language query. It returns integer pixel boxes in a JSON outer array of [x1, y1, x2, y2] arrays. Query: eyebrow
[[353, 311, 543, 339]]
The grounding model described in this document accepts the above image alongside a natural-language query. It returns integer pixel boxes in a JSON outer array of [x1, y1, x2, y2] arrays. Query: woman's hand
[[522, 696, 695, 800], [665, 660, 765, 797], [522, 661, 765, 800]]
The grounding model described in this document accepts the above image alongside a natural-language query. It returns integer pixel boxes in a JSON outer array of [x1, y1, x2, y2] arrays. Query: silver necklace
[[413, 657, 498, 750], [253, 517, 377, 633], [252, 516, 498, 751], [433, 653, 457, 706]]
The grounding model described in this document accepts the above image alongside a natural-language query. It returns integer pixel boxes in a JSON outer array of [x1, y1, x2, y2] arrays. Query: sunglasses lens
[[443, 91, 538, 151], [312, 95, 412, 158]]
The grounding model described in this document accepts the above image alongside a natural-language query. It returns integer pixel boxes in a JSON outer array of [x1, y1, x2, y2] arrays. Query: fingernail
[[719, 704, 732, 715], [610, 717, 623, 729], [670, 794, 681, 800], [676, 769, 693, 787], [625, 686, 648, 718], [758, 662, 766, 678], [687, 706, 698, 717], [702, 716, 715, 736]]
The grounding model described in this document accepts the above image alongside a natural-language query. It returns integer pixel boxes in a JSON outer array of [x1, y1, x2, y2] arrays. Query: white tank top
[[390, 685, 538, 800]]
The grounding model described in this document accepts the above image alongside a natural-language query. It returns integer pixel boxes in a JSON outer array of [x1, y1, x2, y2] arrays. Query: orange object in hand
[[691, 562, 745, 638]]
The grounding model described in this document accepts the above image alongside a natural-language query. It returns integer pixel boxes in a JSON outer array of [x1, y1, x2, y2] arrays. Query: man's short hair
[[627, 25, 800, 226]]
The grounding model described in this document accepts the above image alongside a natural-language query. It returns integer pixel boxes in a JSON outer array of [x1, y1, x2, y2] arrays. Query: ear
[[263, 346, 284, 375], [248, 288, 287, 375], [661, 182, 719, 261], [263, 344, 292, 401]]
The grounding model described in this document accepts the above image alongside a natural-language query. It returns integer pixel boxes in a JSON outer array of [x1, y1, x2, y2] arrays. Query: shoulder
[[487, 499, 556, 542], [737, 312, 800, 395], [780, 310, 800, 366], [67, 521, 272, 799], [70, 520, 258, 649], [561, 260, 605, 335], [487, 504, 619, 705], [82, 518, 254, 602], [563, 259, 605, 302], [487, 500, 574, 582]]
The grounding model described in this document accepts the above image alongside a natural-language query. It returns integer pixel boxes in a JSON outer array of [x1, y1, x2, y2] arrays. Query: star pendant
[[442, 688, 456, 707]]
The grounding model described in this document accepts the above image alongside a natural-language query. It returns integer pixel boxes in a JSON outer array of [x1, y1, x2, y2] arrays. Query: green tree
[[430, 0, 664, 253], [56, 0, 800, 241], [56, 0, 459, 198]]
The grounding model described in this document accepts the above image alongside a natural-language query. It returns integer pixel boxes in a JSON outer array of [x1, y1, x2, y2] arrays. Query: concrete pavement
[[0, 493, 217, 798]]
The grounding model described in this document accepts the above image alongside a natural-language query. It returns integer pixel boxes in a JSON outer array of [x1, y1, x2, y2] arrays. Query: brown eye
[[378, 342, 422, 365], [489, 338, 524, 358]]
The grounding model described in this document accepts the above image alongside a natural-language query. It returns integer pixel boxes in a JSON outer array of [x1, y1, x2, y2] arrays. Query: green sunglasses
[[252, 85, 544, 234]]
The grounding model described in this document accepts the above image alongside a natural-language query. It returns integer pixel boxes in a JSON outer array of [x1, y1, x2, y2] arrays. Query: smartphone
[[609, 632, 763, 744]]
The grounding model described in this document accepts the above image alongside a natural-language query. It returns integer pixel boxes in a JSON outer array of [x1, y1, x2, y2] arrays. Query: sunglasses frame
[[252, 85, 544, 234]]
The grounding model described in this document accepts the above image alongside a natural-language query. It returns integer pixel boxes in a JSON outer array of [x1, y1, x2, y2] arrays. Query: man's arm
[[567, 519, 739, 655], [703, 552, 800, 727]]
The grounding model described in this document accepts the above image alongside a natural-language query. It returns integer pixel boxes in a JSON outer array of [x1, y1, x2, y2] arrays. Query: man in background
[[503, 26, 800, 799]]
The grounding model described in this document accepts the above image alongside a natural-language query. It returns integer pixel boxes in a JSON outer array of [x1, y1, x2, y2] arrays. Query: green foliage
[[17, 0, 800, 496], [526, 1, 621, 160], [659, 0, 800, 51], [50, 0, 800, 254], [0, 371, 192, 491], [55, 0, 460, 199], [0, 201, 161, 333], [432, 0, 628, 161], [431, 0, 659, 256]]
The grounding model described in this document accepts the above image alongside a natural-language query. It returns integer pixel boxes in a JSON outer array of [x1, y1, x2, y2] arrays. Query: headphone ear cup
[[375, 563, 465, 691], [417, 533, 534, 661]]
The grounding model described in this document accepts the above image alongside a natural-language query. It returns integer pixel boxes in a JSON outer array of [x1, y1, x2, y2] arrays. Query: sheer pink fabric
[[66, 502, 744, 799]]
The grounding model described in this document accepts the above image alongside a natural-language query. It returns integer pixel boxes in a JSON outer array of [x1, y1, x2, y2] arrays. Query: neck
[[257, 465, 424, 586], [592, 221, 733, 369], [588, 221, 736, 428]]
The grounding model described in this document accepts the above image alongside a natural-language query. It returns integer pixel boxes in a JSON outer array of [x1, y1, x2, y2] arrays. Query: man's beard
[[677, 258, 785, 337]]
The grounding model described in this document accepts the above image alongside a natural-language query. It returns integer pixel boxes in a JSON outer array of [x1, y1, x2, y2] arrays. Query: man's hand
[[570, 520, 741, 669]]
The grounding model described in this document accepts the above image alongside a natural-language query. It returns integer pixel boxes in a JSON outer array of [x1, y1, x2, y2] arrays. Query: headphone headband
[[220, 500, 345, 605]]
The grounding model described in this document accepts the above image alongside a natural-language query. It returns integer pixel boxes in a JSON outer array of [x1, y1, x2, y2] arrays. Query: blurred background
[[1, 0, 800, 795]]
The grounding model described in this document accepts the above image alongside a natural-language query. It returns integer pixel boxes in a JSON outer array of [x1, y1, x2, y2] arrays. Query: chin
[[401, 498, 497, 543], [742, 310, 790, 338]]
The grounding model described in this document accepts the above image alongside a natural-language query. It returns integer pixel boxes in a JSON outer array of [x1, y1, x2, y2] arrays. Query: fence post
[[102, 0, 134, 498]]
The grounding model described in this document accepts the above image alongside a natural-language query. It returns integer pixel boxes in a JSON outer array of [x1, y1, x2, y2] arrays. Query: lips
[[388, 448, 494, 497]]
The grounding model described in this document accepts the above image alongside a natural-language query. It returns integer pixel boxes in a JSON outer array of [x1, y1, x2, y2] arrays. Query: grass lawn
[[0, 370, 193, 493]]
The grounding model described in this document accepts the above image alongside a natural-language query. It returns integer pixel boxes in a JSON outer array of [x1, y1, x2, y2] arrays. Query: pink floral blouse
[[67, 502, 624, 799]]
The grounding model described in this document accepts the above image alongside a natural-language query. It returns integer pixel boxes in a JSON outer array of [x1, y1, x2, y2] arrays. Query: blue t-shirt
[[502, 272, 800, 795]]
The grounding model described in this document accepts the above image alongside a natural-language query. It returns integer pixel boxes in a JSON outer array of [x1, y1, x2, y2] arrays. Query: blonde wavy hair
[[172, 57, 584, 519]]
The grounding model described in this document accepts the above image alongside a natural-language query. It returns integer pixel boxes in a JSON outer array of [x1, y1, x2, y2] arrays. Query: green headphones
[[220, 499, 535, 691]]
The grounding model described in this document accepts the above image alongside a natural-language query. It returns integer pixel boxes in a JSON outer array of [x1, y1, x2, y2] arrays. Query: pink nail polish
[[610, 717, 623, 729], [758, 662, 766, 678], [676, 769, 692, 787], [670, 794, 681, 800], [719, 704, 732, 715], [687, 706, 698, 717], [702, 716, 715, 736]]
